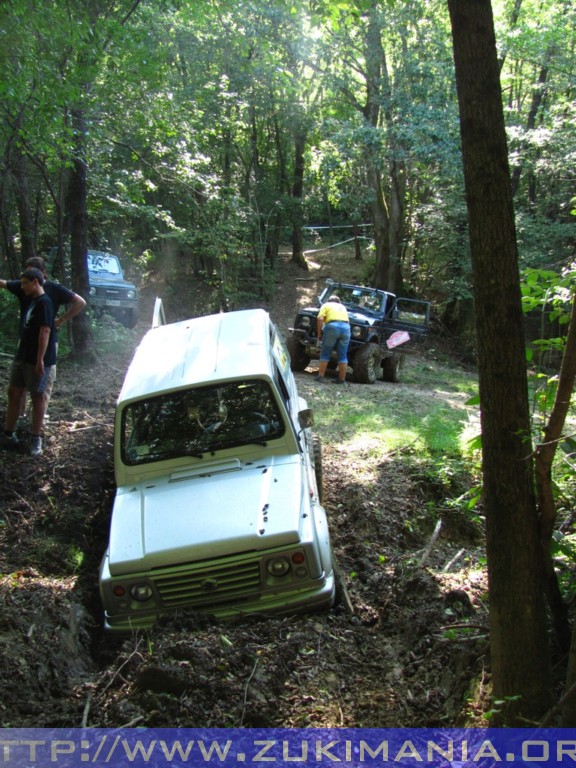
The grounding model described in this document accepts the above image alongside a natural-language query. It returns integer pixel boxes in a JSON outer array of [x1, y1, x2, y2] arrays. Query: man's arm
[[55, 294, 87, 330], [36, 325, 51, 375], [316, 306, 327, 339], [0, 279, 23, 295]]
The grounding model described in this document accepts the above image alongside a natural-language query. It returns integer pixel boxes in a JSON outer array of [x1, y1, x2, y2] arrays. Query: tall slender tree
[[448, 0, 552, 722]]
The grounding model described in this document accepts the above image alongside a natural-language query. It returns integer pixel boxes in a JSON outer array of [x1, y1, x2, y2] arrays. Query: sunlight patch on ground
[[342, 435, 383, 453], [459, 411, 482, 455], [339, 429, 422, 459], [431, 388, 476, 410]]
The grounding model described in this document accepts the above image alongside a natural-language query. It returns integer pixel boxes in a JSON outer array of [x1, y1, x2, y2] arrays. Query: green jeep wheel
[[382, 353, 402, 383], [352, 343, 382, 384], [287, 334, 311, 371]]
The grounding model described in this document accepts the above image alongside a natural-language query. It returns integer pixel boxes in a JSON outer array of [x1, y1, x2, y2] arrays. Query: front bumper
[[289, 328, 396, 361], [103, 573, 336, 632]]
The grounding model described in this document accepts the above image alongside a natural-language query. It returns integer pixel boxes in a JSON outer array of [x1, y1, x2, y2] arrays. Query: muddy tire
[[287, 334, 311, 371], [382, 353, 402, 383], [332, 557, 354, 614], [312, 433, 323, 502], [352, 343, 382, 384]]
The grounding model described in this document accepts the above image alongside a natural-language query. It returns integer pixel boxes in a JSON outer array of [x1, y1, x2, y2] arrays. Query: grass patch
[[309, 356, 478, 462]]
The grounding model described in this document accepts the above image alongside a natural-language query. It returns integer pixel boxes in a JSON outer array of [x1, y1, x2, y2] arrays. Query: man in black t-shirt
[[1, 268, 56, 456], [0, 255, 86, 418]]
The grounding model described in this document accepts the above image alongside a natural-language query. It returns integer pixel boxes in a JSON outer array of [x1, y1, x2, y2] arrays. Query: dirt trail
[[0, 245, 488, 728]]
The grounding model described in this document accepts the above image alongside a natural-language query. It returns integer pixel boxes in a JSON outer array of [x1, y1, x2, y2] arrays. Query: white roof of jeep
[[118, 308, 284, 404]]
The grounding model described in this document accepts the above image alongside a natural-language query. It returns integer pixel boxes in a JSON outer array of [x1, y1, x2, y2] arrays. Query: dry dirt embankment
[[0, 248, 487, 728]]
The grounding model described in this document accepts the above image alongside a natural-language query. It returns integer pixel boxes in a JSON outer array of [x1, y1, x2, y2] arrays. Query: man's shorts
[[44, 365, 57, 402], [319, 321, 351, 364], [9, 360, 53, 396]]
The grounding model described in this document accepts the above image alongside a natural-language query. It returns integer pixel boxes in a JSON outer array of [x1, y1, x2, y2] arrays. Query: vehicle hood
[[107, 455, 306, 575], [347, 309, 377, 325]]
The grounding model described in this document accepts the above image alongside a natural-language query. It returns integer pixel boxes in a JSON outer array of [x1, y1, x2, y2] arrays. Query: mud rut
[[0, 247, 489, 728]]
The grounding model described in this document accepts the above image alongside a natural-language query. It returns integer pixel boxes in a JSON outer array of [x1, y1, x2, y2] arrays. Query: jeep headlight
[[351, 325, 364, 338], [130, 584, 154, 602], [89, 286, 97, 297], [127, 290, 136, 299], [266, 557, 290, 577], [299, 316, 311, 329]]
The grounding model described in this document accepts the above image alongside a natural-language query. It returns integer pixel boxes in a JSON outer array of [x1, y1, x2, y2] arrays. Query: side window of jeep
[[274, 364, 291, 407], [270, 330, 299, 413]]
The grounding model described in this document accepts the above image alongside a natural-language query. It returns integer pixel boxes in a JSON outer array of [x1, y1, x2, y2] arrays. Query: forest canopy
[[0, 0, 573, 328], [1, 0, 576, 727]]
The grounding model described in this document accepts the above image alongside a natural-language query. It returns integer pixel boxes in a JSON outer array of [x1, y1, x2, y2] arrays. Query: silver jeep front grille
[[151, 559, 261, 608]]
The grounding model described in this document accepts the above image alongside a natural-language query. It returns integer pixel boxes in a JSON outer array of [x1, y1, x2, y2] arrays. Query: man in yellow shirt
[[315, 295, 351, 384]]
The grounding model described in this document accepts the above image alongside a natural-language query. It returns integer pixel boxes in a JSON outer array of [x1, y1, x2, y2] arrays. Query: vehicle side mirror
[[298, 409, 314, 429]]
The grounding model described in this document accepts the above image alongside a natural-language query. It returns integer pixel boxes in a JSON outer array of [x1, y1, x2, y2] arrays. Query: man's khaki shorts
[[9, 360, 54, 396]]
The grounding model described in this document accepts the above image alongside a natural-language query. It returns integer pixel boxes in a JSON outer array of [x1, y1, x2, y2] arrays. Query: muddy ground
[[0, 244, 489, 729]]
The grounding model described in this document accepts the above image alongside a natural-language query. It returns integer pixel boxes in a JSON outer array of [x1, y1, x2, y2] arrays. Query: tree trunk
[[265, 211, 282, 269], [364, 5, 391, 288], [387, 157, 406, 294], [13, 150, 36, 263], [352, 223, 362, 261], [369, 167, 391, 290], [0, 188, 20, 277], [510, 59, 550, 198], [290, 129, 308, 270], [448, 0, 552, 723], [68, 107, 94, 358]]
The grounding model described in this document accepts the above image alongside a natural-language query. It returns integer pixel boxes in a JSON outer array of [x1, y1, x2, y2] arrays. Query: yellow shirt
[[318, 301, 349, 324]]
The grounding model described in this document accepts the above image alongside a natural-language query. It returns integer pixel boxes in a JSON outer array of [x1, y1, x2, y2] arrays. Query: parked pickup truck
[[99, 306, 337, 631], [288, 278, 431, 383]]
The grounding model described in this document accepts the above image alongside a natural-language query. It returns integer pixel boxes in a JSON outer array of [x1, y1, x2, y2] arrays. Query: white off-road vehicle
[[99, 307, 336, 631]]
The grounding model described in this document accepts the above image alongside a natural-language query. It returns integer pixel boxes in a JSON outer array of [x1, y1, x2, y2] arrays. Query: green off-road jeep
[[288, 279, 431, 383]]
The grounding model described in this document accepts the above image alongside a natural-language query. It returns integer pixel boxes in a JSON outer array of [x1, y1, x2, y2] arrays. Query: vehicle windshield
[[88, 253, 121, 275], [321, 285, 385, 313], [121, 379, 286, 465]]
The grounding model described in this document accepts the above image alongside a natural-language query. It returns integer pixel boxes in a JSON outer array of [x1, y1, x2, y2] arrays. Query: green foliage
[[0, 293, 19, 353], [90, 316, 139, 355], [0, 0, 574, 338], [311, 353, 482, 535], [521, 266, 574, 372], [519, 262, 576, 601]]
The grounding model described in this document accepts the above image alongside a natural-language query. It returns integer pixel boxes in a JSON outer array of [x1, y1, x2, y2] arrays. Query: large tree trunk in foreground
[[448, 0, 552, 723]]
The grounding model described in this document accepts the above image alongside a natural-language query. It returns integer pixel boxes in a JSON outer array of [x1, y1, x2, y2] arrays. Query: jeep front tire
[[287, 334, 311, 371]]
